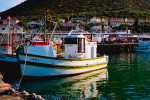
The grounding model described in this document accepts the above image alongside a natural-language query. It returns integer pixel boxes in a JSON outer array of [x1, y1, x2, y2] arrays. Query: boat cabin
[[63, 30, 97, 59]]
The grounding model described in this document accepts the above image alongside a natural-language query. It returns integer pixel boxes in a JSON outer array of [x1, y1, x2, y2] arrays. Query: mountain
[[1, 0, 150, 19]]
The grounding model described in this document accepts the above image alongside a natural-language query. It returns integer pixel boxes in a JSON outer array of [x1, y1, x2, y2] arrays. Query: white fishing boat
[[134, 36, 150, 52], [17, 28, 109, 77]]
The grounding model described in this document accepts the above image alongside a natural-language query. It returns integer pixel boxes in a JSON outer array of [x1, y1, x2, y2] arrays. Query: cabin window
[[17, 28, 20, 30], [2, 28, 5, 30], [142, 38, 150, 41], [64, 38, 77, 44]]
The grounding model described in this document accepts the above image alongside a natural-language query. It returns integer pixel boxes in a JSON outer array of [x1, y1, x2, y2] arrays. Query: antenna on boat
[[49, 21, 57, 43]]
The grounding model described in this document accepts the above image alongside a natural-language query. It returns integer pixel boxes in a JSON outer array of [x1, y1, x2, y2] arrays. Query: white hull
[[19, 54, 108, 77], [134, 46, 150, 52], [20, 63, 107, 77]]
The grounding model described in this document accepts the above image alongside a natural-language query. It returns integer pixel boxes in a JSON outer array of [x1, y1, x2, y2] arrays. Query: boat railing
[[69, 29, 84, 35]]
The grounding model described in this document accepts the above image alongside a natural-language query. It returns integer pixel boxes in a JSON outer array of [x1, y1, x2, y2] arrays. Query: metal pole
[[49, 22, 57, 42], [12, 24, 14, 55], [8, 17, 11, 45], [44, 12, 46, 42]]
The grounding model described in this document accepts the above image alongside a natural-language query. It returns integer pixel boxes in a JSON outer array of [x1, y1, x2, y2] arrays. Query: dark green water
[[20, 51, 150, 100]]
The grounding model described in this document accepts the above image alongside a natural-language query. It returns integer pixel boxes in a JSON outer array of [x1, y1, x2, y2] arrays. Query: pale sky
[[0, 0, 26, 12]]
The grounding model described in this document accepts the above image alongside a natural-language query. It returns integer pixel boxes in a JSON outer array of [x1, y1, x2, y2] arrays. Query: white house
[[2, 16, 20, 25], [91, 25, 110, 33], [0, 16, 24, 43], [102, 18, 108, 25], [28, 21, 41, 27], [0, 16, 23, 34], [90, 17, 101, 23]]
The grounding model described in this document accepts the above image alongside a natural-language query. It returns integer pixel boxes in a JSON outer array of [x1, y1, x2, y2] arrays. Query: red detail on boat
[[0, 44, 11, 46], [32, 42, 51, 45]]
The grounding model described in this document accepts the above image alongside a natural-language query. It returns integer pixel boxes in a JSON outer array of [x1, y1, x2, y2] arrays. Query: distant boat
[[134, 36, 150, 52], [17, 28, 109, 77]]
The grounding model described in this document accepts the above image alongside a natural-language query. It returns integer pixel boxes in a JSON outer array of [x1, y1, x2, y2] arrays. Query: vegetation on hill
[[1, 0, 150, 19], [1, 0, 150, 33]]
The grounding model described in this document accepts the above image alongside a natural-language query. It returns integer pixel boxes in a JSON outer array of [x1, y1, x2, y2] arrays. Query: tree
[[65, 14, 71, 31], [101, 21, 105, 33], [17, 17, 30, 32], [133, 18, 139, 27], [108, 18, 112, 32], [65, 14, 70, 22]]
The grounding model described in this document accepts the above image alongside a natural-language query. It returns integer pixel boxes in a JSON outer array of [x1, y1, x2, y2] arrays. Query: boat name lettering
[[31, 58, 39, 61], [0, 56, 5, 59]]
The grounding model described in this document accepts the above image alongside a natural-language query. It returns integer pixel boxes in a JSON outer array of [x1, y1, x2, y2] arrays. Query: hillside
[[1, 0, 150, 19]]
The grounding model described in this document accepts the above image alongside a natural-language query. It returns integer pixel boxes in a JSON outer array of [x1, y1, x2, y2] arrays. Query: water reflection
[[105, 52, 150, 99], [20, 52, 150, 99], [21, 68, 108, 99]]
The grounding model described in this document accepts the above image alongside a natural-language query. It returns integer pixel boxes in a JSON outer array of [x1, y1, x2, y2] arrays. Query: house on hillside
[[0, 16, 25, 43], [90, 17, 101, 23], [91, 25, 111, 33], [138, 19, 147, 24], [71, 18, 86, 23], [28, 21, 41, 29], [111, 18, 124, 22], [126, 18, 135, 23], [111, 18, 136, 26], [0, 16, 23, 34]]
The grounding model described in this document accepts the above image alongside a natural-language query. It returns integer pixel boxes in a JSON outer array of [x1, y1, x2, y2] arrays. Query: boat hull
[[0, 54, 18, 62], [0, 54, 21, 81], [134, 46, 150, 52], [19, 54, 108, 77]]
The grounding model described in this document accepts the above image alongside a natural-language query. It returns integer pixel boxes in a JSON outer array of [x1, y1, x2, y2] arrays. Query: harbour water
[[18, 51, 150, 100]]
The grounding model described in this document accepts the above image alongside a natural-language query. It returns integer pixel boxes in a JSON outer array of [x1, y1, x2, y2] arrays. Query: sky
[[0, 0, 26, 12]]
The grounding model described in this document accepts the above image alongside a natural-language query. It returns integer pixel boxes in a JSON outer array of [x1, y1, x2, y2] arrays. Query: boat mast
[[12, 24, 14, 55], [49, 22, 57, 43], [8, 16, 11, 45], [44, 12, 46, 42]]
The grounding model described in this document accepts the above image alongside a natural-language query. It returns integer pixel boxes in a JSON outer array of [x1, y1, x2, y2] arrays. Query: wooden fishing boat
[[134, 36, 150, 52], [17, 28, 109, 77]]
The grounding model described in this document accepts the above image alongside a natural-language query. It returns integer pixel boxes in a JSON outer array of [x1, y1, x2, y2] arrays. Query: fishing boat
[[134, 36, 150, 52], [17, 26, 109, 77], [0, 20, 21, 80]]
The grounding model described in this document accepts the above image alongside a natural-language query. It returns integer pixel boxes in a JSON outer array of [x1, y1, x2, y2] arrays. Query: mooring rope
[[17, 45, 28, 87]]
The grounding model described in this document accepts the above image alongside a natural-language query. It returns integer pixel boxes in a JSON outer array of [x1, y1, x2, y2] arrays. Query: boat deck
[[0, 54, 17, 57]]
